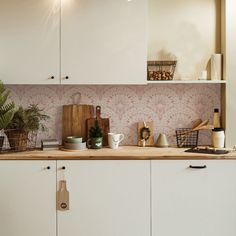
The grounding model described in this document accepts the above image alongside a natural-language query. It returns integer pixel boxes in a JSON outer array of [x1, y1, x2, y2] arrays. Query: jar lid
[[213, 128, 224, 132]]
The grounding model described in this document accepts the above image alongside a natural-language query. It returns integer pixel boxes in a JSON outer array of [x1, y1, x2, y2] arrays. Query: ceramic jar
[[212, 128, 225, 148]]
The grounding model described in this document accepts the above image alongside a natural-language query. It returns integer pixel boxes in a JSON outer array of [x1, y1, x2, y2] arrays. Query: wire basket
[[0, 130, 37, 153], [147, 61, 177, 81], [175, 128, 199, 148]]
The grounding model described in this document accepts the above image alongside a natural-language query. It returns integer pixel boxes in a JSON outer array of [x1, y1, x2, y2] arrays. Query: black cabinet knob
[[46, 166, 51, 170], [62, 166, 66, 170], [51, 76, 54, 79], [60, 203, 67, 209], [65, 76, 69, 80]]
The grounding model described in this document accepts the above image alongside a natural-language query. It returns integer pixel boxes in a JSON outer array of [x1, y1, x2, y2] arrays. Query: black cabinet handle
[[51, 76, 54, 79], [46, 166, 51, 170], [61, 166, 66, 170], [189, 165, 207, 169], [65, 76, 69, 80]]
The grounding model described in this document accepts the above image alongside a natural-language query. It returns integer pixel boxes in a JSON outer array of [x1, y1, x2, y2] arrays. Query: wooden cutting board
[[86, 106, 110, 146], [62, 104, 94, 144], [137, 121, 154, 147]]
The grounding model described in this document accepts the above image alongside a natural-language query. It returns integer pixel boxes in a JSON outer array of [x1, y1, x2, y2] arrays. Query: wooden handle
[[71, 92, 81, 104], [192, 120, 209, 131], [96, 106, 101, 119]]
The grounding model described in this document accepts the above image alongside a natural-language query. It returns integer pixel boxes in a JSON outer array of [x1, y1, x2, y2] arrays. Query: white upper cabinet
[[61, 0, 147, 84], [0, 0, 60, 84]]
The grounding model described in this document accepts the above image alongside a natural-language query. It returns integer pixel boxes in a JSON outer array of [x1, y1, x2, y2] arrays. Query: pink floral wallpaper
[[7, 84, 221, 146]]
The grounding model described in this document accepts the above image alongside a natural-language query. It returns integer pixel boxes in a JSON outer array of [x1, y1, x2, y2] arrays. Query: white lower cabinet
[[57, 160, 150, 236], [1, 159, 236, 236], [151, 160, 236, 236], [0, 161, 56, 236]]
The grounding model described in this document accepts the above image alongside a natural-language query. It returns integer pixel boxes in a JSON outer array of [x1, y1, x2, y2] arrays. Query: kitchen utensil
[[138, 121, 154, 147], [192, 119, 203, 128], [66, 136, 83, 143], [156, 133, 169, 148], [108, 133, 124, 149], [86, 106, 110, 146], [185, 146, 229, 155], [62, 93, 94, 144], [176, 120, 212, 137]]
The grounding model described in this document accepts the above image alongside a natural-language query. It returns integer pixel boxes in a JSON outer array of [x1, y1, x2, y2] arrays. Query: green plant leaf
[[89, 119, 103, 138], [0, 81, 15, 130], [6, 104, 50, 132]]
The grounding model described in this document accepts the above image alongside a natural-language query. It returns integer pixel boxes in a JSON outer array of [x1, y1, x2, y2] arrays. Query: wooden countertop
[[0, 146, 235, 160]]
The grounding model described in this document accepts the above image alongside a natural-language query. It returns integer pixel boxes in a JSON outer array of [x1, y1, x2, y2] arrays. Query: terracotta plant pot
[[5, 130, 29, 151]]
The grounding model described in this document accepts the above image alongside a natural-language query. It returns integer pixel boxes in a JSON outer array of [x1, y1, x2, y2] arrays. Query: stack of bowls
[[64, 136, 87, 150]]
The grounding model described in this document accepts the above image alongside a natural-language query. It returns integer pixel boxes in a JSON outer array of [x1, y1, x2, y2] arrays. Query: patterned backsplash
[[7, 84, 221, 146]]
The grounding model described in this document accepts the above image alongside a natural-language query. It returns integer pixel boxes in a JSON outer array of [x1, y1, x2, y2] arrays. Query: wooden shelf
[[147, 80, 226, 84]]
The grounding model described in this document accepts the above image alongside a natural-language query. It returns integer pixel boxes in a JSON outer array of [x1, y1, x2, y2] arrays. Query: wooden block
[[137, 121, 155, 147]]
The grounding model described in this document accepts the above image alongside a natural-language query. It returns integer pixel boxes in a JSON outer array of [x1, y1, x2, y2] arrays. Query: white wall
[[225, 0, 236, 147], [148, 0, 221, 80]]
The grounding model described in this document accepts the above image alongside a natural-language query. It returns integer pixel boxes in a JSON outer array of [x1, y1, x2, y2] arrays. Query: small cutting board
[[57, 180, 69, 211], [86, 106, 110, 146], [137, 121, 154, 147]]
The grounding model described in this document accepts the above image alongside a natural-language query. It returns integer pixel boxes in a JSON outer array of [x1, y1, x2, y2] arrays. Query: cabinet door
[[151, 160, 236, 236], [61, 0, 147, 85], [57, 160, 150, 236], [0, 161, 56, 236], [0, 0, 60, 84]]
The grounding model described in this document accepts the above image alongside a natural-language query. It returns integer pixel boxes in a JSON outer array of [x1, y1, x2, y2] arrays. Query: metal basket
[[147, 60, 177, 81], [176, 128, 199, 148], [0, 130, 37, 153]]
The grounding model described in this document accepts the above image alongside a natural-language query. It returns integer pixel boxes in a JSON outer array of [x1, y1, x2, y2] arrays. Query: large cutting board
[[86, 106, 110, 146], [62, 104, 94, 144]]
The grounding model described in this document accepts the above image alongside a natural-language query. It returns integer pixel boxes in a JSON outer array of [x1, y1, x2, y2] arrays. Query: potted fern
[[6, 104, 49, 151], [87, 120, 103, 149], [0, 81, 15, 149]]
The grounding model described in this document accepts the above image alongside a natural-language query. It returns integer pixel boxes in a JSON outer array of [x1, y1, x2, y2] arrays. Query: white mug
[[108, 133, 124, 149]]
